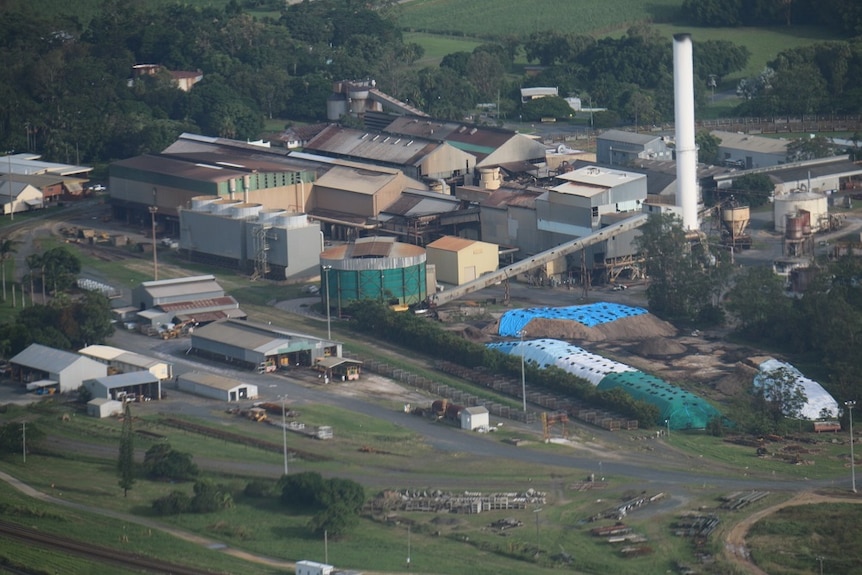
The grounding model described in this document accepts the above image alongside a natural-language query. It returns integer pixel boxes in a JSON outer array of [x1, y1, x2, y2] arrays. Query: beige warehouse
[[426, 236, 498, 286]]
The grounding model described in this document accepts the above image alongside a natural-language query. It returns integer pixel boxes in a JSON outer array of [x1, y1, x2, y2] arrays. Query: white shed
[[461, 405, 490, 431], [295, 560, 334, 575], [11, 343, 107, 393], [87, 398, 124, 418], [79, 344, 173, 381], [176, 371, 258, 402]]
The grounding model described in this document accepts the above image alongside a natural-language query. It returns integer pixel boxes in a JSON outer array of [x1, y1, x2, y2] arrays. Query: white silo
[[673, 34, 699, 231]]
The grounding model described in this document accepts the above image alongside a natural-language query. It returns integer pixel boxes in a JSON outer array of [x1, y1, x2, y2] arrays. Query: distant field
[[399, 0, 682, 37]]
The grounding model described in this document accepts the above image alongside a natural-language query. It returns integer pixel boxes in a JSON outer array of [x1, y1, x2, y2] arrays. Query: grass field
[[399, 0, 681, 38]]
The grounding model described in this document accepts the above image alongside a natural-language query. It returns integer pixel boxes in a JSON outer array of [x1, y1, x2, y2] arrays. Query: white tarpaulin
[[754, 358, 839, 420]]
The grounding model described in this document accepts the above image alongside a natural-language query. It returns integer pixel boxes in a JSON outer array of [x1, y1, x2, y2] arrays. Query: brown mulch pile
[[520, 313, 678, 343]]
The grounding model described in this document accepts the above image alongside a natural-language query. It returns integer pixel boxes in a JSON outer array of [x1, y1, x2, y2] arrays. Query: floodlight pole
[[322, 265, 332, 341], [847, 400, 857, 493], [282, 395, 289, 475], [534, 507, 542, 558], [666, 418, 670, 439], [149, 205, 159, 281], [6, 151, 13, 221]]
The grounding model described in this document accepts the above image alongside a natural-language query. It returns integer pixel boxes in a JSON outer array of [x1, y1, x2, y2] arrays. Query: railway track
[[0, 520, 225, 575]]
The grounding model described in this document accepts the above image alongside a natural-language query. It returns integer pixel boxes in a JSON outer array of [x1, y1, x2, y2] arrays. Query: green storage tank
[[597, 371, 721, 430], [321, 237, 427, 313]]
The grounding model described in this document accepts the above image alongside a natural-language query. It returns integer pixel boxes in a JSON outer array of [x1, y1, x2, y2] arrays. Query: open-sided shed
[[83, 371, 161, 402]]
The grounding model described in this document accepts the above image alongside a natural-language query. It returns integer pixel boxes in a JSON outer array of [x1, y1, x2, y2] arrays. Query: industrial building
[[425, 236, 498, 286], [320, 236, 428, 314], [380, 115, 548, 173], [595, 130, 672, 166], [83, 371, 161, 402], [9, 344, 107, 394], [176, 371, 258, 402], [711, 130, 789, 169], [190, 319, 339, 371], [374, 188, 466, 246], [297, 160, 428, 242], [302, 124, 475, 182], [132, 275, 245, 329], [108, 133, 325, 237], [79, 345, 173, 381], [327, 78, 428, 122], [178, 197, 322, 280]]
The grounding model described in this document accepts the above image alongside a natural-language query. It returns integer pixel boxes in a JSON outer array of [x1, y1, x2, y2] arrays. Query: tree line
[[3, 0, 860, 168]]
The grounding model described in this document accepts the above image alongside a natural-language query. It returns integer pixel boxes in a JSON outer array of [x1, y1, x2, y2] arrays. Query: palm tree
[[0, 238, 19, 302]]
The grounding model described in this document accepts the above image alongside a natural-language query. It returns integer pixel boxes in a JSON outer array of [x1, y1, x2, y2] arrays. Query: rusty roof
[[480, 186, 544, 209], [305, 125, 441, 166], [426, 235, 480, 252], [159, 296, 239, 313]]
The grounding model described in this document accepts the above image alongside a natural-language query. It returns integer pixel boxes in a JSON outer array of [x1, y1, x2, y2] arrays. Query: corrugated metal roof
[[320, 237, 425, 262], [11, 343, 92, 373], [79, 345, 125, 361], [480, 187, 544, 209], [597, 130, 663, 145], [178, 370, 247, 391], [192, 319, 299, 354], [426, 236, 478, 252], [159, 296, 238, 313], [712, 130, 789, 154], [381, 190, 461, 217], [556, 165, 646, 187], [88, 371, 159, 389], [141, 275, 223, 300], [315, 165, 400, 195], [305, 125, 440, 166]]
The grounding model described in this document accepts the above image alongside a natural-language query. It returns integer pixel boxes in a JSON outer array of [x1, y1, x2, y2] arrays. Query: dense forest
[[0, 0, 861, 169]]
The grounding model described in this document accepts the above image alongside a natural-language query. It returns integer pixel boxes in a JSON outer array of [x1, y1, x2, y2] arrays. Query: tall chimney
[[673, 33, 699, 231]]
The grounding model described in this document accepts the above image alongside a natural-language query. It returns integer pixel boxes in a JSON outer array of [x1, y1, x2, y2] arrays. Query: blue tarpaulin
[[498, 303, 648, 337]]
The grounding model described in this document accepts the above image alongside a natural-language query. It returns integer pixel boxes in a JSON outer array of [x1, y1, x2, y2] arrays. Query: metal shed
[[176, 371, 258, 402], [87, 398, 124, 418], [190, 319, 338, 370], [461, 405, 490, 431], [79, 345, 173, 381], [10, 343, 107, 393], [83, 371, 161, 402]]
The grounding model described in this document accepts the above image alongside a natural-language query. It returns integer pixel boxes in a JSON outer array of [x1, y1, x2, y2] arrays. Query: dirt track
[[723, 491, 862, 574]]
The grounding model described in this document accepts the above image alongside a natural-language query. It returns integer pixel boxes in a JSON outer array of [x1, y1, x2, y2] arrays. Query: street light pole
[[282, 395, 289, 475], [533, 507, 542, 559], [6, 151, 13, 221], [148, 205, 159, 280], [322, 265, 332, 341], [666, 418, 670, 439], [847, 400, 857, 493]]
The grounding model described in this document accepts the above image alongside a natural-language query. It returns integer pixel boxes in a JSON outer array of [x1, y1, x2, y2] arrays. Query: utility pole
[[22, 422, 26, 463], [519, 331, 527, 412], [847, 400, 856, 493], [282, 395, 289, 475], [322, 265, 332, 341], [149, 205, 159, 281]]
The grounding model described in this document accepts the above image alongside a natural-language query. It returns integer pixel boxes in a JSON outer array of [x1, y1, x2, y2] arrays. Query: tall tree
[[0, 238, 19, 302], [117, 401, 135, 497]]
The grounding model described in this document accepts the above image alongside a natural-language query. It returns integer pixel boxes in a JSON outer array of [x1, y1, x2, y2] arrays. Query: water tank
[[229, 202, 262, 219], [786, 214, 805, 239], [190, 195, 219, 211], [258, 208, 286, 223], [209, 199, 241, 214], [275, 213, 309, 229]]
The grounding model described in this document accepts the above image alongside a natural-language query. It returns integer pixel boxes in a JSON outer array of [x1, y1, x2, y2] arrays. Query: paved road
[[105, 329, 844, 494]]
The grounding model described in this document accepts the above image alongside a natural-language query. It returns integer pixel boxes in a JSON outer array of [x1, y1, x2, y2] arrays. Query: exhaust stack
[[673, 33, 699, 231]]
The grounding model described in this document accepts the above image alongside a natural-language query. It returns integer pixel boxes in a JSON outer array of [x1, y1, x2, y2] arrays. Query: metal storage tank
[[773, 190, 828, 233], [209, 199, 241, 214], [320, 237, 427, 313], [190, 195, 220, 212], [229, 202, 262, 219], [258, 208, 286, 223], [275, 213, 309, 229], [720, 204, 749, 238], [785, 214, 805, 239]]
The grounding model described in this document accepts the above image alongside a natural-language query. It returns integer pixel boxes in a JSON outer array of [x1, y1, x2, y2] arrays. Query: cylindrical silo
[[209, 199, 241, 214], [258, 208, 286, 223], [673, 33, 699, 231], [229, 202, 262, 219], [191, 195, 220, 212], [275, 213, 308, 229]]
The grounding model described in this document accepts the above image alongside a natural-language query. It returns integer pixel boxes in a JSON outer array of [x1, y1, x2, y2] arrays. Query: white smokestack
[[673, 33, 699, 231]]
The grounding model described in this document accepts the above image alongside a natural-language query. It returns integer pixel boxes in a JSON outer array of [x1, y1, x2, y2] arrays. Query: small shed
[[313, 357, 363, 381], [295, 560, 334, 575], [84, 371, 161, 402], [87, 397, 124, 418], [176, 371, 258, 402], [461, 405, 490, 431]]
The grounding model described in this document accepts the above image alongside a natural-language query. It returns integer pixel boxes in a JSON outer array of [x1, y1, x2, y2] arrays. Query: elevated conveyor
[[430, 213, 649, 306]]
